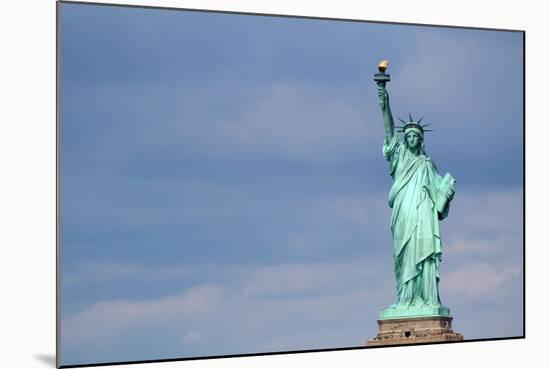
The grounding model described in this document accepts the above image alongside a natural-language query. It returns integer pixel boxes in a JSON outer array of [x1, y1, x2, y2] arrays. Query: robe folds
[[383, 135, 454, 307]]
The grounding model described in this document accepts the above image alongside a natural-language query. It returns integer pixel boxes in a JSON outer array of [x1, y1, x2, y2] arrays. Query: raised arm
[[377, 85, 395, 141]]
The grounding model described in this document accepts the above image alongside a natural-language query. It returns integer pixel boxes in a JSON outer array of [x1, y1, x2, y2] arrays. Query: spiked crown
[[396, 113, 433, 135]]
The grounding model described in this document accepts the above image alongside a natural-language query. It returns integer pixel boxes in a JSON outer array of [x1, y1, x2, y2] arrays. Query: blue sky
[[59, 3, 524, 366]]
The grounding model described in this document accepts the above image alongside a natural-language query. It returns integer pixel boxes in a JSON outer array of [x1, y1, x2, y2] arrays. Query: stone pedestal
[[366, 315, 464, 346]]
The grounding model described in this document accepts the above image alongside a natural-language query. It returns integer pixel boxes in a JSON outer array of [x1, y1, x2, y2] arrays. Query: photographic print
[[58, 1, 524, 366]]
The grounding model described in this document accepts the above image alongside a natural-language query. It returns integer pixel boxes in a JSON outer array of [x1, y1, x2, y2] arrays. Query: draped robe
[[383, 134, 453, 307]]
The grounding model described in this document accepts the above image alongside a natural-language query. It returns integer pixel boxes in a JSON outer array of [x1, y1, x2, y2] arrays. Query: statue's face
[[406, 131, 421, 148]]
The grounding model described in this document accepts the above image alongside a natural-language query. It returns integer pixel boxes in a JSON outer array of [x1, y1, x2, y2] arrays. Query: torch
[[373, 59, 390, 87]]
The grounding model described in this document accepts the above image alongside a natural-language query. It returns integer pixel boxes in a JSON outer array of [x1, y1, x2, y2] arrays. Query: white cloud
[[182, 330, 201, 344], [445, 237, 503, 257], [61, 187, 524, 362], [61, 259, 392, 359], [441, 189, 523, 259], [442, 262, 521, 301], [147, 81, 378, 164], [69, 80, 379, 165], [242, 260, 383, 299], [218, 82, 373, 161], [451, 189, 523, 233], [63, 284, 223, 345], [278, 192, 390, 253]]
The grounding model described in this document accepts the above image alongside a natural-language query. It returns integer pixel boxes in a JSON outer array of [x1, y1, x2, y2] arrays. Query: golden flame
[[378, 59, 389, 72]]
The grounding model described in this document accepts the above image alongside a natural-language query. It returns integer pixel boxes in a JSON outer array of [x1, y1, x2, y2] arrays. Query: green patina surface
[[380, 305, 450, 320], [374, 64, 456, 320]]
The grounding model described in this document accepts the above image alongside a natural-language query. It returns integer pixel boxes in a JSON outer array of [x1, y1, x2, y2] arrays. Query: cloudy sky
[[59, 2, 524, 366]]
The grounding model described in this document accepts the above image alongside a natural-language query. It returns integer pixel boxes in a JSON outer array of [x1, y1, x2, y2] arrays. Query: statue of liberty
[[374, 60, 456, 318]]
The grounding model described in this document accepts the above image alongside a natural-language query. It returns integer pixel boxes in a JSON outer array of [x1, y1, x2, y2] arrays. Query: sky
[[59, 3, 524, 366]]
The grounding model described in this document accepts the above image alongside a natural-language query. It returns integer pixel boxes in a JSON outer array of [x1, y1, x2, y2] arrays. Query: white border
[[1, 1, 546, 368]]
